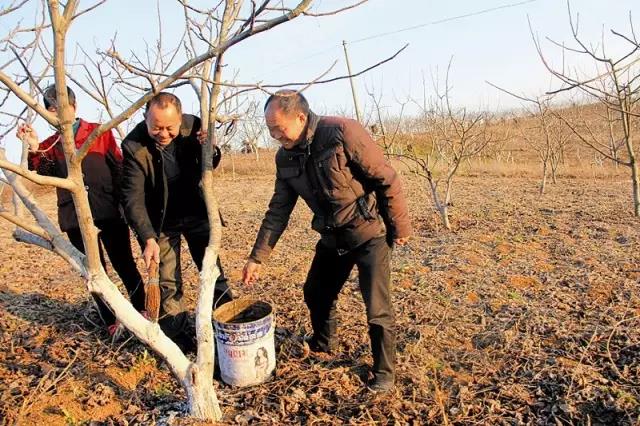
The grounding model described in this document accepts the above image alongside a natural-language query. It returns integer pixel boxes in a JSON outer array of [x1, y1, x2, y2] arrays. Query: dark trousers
[[303, 236, 396, 381], [67, 219, 145, 326], [157, 217, 232, 338]]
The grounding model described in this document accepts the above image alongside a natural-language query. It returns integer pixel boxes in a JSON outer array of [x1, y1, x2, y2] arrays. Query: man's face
[[46, 103, 76, 132], [46, 103, 76, 115], [265, 104, 307, 150], [145, 104, 182, 146]]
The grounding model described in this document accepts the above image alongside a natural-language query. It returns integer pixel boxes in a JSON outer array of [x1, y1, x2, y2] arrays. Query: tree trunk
[[630, 157, 640, 217], [185, 370, 222, 420], [427, 177, 451, 230], [440, 205, 451, 231], [188, 169, 223, 421], [550, 158, 558, 184], [231, 153, 236, 180], [540, 160, 547, 195]]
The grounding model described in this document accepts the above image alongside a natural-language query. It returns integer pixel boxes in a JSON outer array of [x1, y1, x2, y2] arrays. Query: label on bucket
[[215, 313, 276, 387], [215, 319, 273, 346]]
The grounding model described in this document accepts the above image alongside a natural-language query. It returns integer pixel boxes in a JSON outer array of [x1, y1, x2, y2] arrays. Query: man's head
[[264, 90, 309, 150], [43, 85, 76, 114], [145, 92, 183, 146]]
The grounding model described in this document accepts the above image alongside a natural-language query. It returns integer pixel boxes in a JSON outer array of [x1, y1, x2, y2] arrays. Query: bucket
[[213, 297, 276, 387]]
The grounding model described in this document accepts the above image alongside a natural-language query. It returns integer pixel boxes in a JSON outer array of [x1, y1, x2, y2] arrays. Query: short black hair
[[146, 92, 182, 115], [264, 89, 309, 116], [43, 85, 76, 110]]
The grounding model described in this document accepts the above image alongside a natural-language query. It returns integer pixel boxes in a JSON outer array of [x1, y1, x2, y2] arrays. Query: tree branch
[[77, 0, 314, 161]]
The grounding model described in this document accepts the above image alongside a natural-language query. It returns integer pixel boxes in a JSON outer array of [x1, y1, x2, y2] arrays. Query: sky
[[2, 0, 639, 162]]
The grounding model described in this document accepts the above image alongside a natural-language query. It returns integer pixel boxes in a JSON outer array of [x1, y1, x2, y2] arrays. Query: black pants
[[67, 219, 145, 326], [156, 217, 232, 338], [303, 236, 396, 381]]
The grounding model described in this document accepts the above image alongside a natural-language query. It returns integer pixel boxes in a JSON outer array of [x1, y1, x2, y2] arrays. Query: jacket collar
[[301, 110, 319, 149], [54, 118, 85, 148], [73, 118, 89, 141], [287, 110, 319, 153]]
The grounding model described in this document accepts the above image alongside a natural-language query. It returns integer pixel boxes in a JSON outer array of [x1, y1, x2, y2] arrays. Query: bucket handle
[[214, 286, 231, 310]]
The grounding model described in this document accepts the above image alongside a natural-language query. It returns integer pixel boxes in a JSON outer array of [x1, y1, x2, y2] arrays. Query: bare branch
[[0, 208, 50, 240], [303, 0, 368, 17], [0, 0, 29, 17], [0, 157, 77, 190], [77, 0, 315, 161], [17, 0, 107, 33], [0, 70, 59, 125]]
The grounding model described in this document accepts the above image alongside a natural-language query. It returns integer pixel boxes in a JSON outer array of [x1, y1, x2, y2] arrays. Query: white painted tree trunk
[[427, 177, 451, 231]]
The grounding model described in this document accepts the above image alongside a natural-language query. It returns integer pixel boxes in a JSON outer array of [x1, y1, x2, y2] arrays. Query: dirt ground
[[1, 170, 639, 425]]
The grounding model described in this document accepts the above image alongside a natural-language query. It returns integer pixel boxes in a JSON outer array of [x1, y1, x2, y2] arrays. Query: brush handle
[[148, 259, 159, 279]]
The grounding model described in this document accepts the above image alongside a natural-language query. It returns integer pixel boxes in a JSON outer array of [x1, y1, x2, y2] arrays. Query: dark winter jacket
[[250, 111, 412, 263], [120, 114, 221, 243], [27, 119, 123, 232]]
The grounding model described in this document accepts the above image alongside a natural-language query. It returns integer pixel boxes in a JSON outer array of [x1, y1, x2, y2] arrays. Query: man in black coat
[[121, 92, 232, 341]]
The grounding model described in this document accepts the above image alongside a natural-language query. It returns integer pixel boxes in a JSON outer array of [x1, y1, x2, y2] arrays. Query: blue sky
[[2, 0, 639, 161]]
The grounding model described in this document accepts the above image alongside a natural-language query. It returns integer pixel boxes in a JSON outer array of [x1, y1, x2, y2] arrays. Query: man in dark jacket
[[16, 85, 144, 336], [242, 90, 412, 392], [121, 92, 232, 342]]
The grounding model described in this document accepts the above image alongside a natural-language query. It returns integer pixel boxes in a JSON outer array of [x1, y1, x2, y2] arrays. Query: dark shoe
[[172, 332, 197, 354], [213, 359, 222, 381], [304, 335, 336, 354], [367, 375, 394, 393]]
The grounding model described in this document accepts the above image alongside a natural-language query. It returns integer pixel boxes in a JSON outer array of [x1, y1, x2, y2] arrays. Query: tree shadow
[[0, 288, 89, 332], [0, 288, 176, 424]]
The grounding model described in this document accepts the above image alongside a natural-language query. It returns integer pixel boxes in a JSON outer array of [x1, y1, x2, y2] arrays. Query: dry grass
[[1, 160, 639, 424]]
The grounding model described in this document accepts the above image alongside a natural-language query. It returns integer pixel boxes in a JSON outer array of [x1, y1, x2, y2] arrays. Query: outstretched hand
[[242, 260, 261, 285]]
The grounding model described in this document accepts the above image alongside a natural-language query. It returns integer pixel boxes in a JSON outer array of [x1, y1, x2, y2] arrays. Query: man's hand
[[143, 238, 160, 269], [242, 260, 261, 285], [394, 237, 409, 246], [196, 129, 208, 145], [16, 123, 40, 152]]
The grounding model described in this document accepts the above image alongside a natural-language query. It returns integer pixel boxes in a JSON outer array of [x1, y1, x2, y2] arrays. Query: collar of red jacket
[[73, 118, 94, 145], [52, 118, 93, 148]]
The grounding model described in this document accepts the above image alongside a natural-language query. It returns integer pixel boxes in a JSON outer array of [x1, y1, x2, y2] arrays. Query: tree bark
[[540, 160, 547, 195]]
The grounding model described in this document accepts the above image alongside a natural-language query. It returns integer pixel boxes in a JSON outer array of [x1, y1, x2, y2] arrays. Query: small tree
[[533, 4, 640, 215], [488, 84, 572, 195], [375, 64, 504, 230], [516, 101, 571, 194]]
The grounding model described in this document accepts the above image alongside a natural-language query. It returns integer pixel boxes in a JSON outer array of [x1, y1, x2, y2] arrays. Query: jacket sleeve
[[103, 130, 123, 202], [341, 120, 412, 240], [27, 134, 59, 176], [121, 141, 156, 242], [249, 176, 298, 263]]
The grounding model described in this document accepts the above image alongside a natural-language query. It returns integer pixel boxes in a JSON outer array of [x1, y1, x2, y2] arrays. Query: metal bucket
[[213, 297, 275, 387]]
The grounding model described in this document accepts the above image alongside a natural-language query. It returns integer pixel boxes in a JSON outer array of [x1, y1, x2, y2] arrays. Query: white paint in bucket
[[213, 297, 276, 387]]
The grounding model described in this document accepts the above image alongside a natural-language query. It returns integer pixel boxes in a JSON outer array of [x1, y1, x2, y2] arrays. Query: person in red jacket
[[16, 85, 145, 337]]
